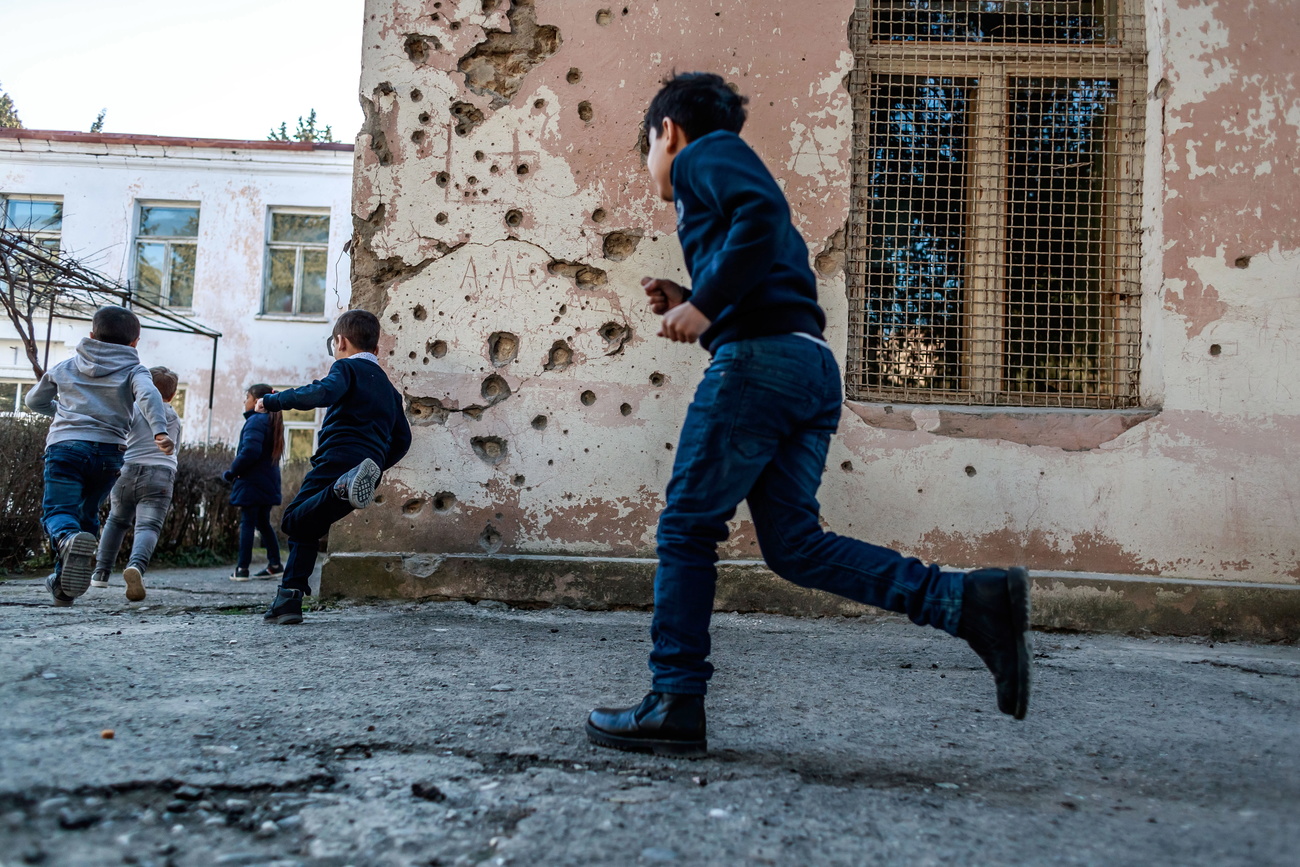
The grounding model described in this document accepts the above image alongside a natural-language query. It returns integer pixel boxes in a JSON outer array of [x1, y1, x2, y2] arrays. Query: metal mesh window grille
[[847, 1, 1146, 407]]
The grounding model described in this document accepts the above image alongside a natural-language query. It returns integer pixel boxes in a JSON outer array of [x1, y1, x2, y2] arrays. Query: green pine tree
[[0, 82, 22, 130], [268, 109, 334, 143]]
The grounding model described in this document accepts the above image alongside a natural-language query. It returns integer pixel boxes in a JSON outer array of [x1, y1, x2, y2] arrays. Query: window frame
[[1, 194, 64, 254], [274, 385, 321, 463], [0, 379, 36, 416], [845, 0, 1147, 409], [132, 201, 201, 309], [261, 208, 331, 317]]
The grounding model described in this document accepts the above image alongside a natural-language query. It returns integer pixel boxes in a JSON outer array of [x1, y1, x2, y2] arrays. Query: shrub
[[0, 415, 55, 570]]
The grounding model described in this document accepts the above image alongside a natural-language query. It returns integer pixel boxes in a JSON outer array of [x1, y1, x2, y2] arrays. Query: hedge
[[0, 415, 308, 571]]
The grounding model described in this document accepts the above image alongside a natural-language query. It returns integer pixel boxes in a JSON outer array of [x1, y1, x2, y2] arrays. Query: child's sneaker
[[230, 568, 251, 582], [56, 531, 98, 600], [123, 565, 147, 602], [333, 458, 381, 509], [263, 587, 304, 625], [45, 572, 75, 607], [253, 563, 284, 579], [90, 570, 110, 589]]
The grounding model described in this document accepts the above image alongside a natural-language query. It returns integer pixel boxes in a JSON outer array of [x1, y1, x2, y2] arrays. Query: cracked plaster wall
[[339, 0, 1299, 584]]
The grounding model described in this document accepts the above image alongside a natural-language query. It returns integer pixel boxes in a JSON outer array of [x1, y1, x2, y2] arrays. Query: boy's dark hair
[[150, 366, 179, 401], [91, 305, 141, 346], [644, 72, 748, 142], [332, 309, 381, 353]]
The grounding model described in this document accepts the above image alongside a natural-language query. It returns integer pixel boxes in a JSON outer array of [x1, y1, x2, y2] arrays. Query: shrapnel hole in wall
[[428, 339, 448, 358], [567, 68, 582, 84], [404, 34, 441, 65], [488, 332, 519, 366], [577, 101, 594, 122], [458, 0, 561, 106], [406, 395, 450, 425], [481, 374, 511, 406], [531, 414, 548, 430], [451, 101, 487, 137], [548, 260, 608, 289], [602, 231, 641, 261], [619, 402, 632, 416], [471, 436, 508, 465], [479, 524, 503, 553], [580, 390, 596, 406], [599, 322, 631, 355], [543, 340, 573, 371], [402, 498, 425, 515], [596, 9, 612, 26], [433, 492, 456, 512]]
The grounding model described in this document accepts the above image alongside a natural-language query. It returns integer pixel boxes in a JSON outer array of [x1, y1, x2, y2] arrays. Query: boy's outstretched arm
[[130, 367, 174, 454], [261, 364, 350, 413], [24, 373, 58, 417]]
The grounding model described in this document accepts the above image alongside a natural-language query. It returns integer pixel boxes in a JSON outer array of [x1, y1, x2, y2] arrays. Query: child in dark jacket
[[225, 383, 285, 581], [584, 74, 1032, 758], [255, 310, 412, 624]]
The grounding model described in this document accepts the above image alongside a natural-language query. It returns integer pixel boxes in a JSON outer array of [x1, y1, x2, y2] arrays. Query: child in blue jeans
[[25, 306, 175, 606], [585, 74, 1032, 758], [255, 310, 411, 625]]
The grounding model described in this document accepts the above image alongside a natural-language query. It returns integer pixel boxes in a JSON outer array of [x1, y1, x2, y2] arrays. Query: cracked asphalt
[[2, 564, 1298, 866]]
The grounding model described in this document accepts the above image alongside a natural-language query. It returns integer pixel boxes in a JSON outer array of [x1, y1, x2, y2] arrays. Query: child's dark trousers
[[42, 441, 126, 578], [237, 505, 281, 572], [278, 452, 370, 593], [650, 334, 967, 696]]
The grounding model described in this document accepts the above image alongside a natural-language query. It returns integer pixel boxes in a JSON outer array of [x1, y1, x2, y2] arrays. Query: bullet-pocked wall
[[337, 0, 1300, 587]]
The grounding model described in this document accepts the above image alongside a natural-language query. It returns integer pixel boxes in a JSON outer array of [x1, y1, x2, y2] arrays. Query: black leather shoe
[[586, 692, 707, 758], [263, 587, 304, 625], [958, 567, 1032, 719]]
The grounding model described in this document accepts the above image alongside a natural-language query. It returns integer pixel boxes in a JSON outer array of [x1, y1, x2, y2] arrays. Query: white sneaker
[[123, 565, 146, 602]]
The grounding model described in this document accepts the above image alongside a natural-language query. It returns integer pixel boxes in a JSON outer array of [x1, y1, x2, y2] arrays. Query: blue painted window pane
[[864, 76, 970, 392]]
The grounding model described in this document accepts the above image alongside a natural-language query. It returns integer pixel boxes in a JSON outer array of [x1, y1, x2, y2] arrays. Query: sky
[[0, 0, 365, 142]]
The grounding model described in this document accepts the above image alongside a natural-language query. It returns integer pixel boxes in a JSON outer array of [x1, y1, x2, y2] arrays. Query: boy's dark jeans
[[650, 334, 965, 695], [238, 505, 282, 571], [96, 464, 175, 573], [278, 453, 371, 593], [42, 441, 125, 578]]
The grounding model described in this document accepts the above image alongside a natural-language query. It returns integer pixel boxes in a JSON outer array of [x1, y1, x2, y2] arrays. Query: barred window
[[847, 1, 1146, 407]]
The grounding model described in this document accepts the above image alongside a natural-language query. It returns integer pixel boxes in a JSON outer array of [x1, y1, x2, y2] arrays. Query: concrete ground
[[1, 565, 1297, 867]]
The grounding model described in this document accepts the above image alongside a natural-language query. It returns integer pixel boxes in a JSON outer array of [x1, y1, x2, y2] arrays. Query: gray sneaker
[[333, 458, 381, 509], [56, 532, 98, 600], [90, 570, 110, 589]]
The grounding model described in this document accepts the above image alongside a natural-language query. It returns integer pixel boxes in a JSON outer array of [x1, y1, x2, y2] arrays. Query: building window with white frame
[[134, 204, 200, 308], [1, 195, 63, 253], [263, 210, 329, 316], [274, 389, 320, 462]]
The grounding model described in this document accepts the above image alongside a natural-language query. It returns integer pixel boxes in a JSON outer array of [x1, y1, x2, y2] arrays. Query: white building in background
[[0, 129, 355, 455]]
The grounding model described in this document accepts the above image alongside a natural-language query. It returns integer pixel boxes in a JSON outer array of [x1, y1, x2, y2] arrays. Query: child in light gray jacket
[[90, 366, 184, 602], [25, 306, 175, 606]]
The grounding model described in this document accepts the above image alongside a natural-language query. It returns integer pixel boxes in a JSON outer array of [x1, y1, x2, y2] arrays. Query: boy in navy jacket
[[255, 310, 412, 624], [585, 74, 1032, 758]]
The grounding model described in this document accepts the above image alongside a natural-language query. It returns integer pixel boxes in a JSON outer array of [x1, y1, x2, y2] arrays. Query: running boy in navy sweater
[[255, 310, 412, 625], [585, 73, 1032, 757]]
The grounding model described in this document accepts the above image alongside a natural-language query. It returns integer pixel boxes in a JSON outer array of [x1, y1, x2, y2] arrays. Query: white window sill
[[255, 313, 330, 323]]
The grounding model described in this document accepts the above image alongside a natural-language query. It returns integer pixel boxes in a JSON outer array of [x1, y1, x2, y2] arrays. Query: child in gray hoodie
[[25, 306, 175, 606]]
